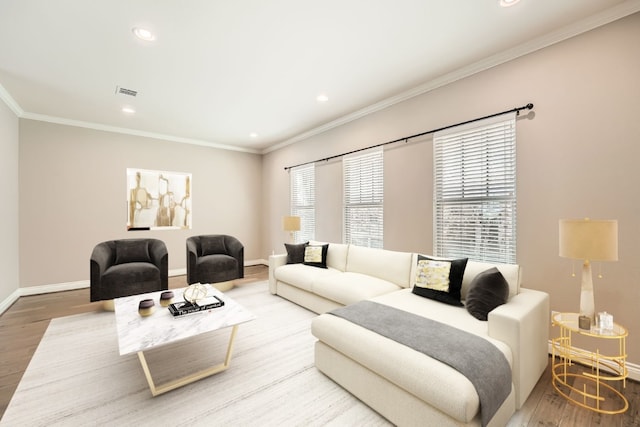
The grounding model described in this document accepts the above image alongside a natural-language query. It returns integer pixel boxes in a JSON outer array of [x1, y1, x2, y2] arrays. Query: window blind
[[290, 164, 315, 243], [343, 148, 383, 248], [434, 113, 516, 264]]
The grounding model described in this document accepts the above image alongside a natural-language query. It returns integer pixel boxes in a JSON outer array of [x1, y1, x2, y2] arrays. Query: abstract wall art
[[126, 168, 192, 230]]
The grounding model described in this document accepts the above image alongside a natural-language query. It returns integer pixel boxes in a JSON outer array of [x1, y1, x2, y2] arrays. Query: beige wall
[[19, 120, 263, 287], [262, 13, 640, 362], [0, 98, 19, 303]]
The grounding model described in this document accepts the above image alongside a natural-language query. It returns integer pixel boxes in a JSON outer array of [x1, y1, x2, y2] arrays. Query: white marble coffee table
[[114, 284, 255, 396]]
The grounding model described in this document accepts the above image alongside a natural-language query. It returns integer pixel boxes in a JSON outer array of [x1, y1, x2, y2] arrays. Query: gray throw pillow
[[115, 240, 151, 264], [201, 236, 227, 256], [465, 267, 509, 321], [284, 242, 308, 264]]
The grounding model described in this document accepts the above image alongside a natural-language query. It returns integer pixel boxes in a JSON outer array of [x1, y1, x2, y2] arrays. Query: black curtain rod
[[284, 103, 534, 171]]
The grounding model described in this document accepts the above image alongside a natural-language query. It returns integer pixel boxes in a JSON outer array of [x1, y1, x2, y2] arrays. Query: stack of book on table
[[168, 295, 224, 317]]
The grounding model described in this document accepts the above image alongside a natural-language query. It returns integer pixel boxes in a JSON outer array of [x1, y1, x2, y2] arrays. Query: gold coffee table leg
[[138, 325, 239, 396]]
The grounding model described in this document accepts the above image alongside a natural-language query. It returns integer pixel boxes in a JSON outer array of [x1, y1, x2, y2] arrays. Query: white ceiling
[[1, 0, 639, 153]]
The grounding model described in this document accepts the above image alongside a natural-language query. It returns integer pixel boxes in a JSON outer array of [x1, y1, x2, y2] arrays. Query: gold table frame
[[137, 325, 239, 397], [551, 312, 628, 414]]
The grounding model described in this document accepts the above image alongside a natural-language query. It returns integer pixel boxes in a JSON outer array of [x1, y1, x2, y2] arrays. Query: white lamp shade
[[282, 216, 301, 232], [559, 219, 618, 261]]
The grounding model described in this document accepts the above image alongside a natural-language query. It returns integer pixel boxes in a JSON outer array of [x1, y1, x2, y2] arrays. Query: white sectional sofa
[[268, 242, 549, 427]]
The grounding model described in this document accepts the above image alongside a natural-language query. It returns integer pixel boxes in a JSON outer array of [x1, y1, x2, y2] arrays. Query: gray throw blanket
[[329, 301, 511, 427]]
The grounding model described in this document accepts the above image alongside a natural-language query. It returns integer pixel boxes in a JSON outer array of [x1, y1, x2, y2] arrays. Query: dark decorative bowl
[[160, 291, 174, 307], [138, 299, 155, 317]]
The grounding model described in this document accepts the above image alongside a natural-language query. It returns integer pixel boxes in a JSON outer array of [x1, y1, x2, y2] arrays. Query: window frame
[[433, 113, 517, 264], [289, 164, 315, 243], [343, 147, 384, 248]]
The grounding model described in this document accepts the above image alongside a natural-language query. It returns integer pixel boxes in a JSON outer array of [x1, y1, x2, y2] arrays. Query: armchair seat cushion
[[102, 262, 160, 285], [100, 263, 162, 299], [197, 254, 238, 277]]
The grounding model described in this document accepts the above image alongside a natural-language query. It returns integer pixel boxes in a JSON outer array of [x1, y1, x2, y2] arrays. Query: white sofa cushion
[[274, 263, 341, 292], [312, 272, 402, 306], [346, 245, 413, 287], [312, 313, 480, 423]]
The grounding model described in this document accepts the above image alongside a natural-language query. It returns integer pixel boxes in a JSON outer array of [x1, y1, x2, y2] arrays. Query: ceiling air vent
[[115, 86, 138, 97]]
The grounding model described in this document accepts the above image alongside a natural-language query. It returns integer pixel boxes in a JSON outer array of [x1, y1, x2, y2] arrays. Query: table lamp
[[559, 218, 618, 320], [282, 216, 301, 243]]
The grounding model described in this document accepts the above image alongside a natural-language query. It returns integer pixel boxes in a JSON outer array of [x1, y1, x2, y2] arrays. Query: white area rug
[[1, 281, 390, 426]]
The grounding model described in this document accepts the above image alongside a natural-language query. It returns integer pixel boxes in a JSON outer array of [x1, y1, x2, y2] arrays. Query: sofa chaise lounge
[[269, 242, 549, 427]]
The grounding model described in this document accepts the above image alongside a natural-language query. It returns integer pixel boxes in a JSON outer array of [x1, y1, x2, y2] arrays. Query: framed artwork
[[126, 168, 192, 230]]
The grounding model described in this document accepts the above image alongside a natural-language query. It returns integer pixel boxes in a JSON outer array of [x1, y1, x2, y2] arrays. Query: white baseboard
[[247, 258, 268, 266], [1, 260, 268, 312], [548, 340, 640, 382], [629, 362, 640, 382], [19, 280, 90, 296], [18, 268, 188, 297], [0, 288, 20, 315], [169, 267, 187, 277]]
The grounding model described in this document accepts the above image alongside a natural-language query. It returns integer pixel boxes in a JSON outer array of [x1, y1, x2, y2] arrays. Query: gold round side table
[[551, 312, 628, 414]]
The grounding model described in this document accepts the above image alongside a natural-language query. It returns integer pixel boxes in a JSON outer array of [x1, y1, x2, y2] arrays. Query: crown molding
[[3, 83, 262, 153], [0, 82, 23, 116], [20, 112, 262, 154], [262, 0, 640, 155]]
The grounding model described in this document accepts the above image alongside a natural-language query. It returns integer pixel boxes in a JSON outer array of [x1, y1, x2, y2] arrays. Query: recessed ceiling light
[[122, 106, 136, 114], [132, 27, 156, 41], [250, 132, 258, 138], [499, 0, 521, 7], [316, 94, 329, 102]]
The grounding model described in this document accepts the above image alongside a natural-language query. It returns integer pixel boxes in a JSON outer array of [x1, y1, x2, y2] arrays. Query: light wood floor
[[1, 265, 638, 426]]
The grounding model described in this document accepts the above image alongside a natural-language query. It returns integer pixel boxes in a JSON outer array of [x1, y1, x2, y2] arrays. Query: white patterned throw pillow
[[412, 255, 468, 306], [414, 259, 451, 291], [304, 246, 323, 263], [303, 244, 329, 268]]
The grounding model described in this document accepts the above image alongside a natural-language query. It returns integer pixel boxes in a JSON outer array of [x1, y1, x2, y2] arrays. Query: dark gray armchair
[[90, 238, 168, 302], [186, 235, 244, 285]]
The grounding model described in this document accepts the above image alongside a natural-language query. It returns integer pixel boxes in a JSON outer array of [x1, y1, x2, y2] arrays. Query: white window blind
[[433, 113, 516, 264], [290, 164, 315, 243], [343, 148, 383, 248]]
